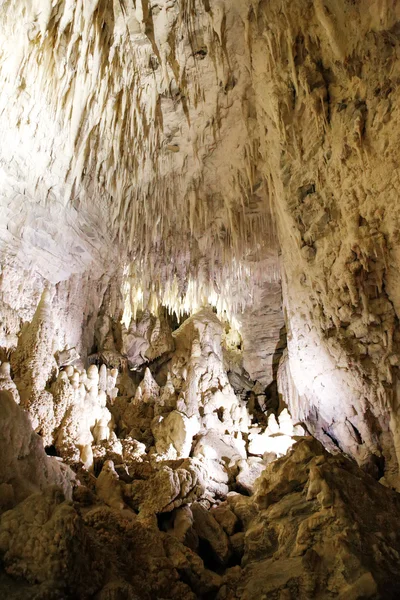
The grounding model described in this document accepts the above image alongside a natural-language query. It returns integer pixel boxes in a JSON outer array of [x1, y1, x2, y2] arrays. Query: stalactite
[[0, 0, 279, 309]]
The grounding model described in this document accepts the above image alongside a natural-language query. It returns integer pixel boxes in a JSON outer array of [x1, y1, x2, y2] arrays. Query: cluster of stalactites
[[121, 254, 280, 329], [0, 0, 278, 299]]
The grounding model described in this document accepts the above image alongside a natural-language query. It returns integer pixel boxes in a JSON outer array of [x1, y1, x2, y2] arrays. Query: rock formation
[[1, 0, 400, 597], [0, 390, 74, 512]]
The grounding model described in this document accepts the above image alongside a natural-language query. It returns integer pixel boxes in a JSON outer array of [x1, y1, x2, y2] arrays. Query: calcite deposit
[[1, 292, 400, 597], [2, 0, 400, 597]]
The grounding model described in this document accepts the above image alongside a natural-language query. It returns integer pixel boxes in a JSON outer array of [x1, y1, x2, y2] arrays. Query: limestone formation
[[152, 410, 199, 459], [0, 361, 19, 404], [96, 460, 125, 510], [0, 390, 74, 512], [2, 0, 400, 597], [191, 502, 232, 567], [219, 438, 400, 599]]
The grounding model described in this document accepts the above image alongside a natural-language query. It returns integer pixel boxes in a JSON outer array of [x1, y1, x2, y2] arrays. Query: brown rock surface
[[220, 438, 400, 599]]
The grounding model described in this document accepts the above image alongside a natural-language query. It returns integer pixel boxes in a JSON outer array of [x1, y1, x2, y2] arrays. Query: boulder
[[191, 502, 231, 566], [152, 410, 199, 459]]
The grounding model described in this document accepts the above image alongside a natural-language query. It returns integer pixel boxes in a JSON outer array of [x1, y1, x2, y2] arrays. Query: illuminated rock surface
[[2, 0, 400, 597]]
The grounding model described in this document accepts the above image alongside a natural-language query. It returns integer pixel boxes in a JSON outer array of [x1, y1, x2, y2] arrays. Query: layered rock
[[240, 280, 285, 388]]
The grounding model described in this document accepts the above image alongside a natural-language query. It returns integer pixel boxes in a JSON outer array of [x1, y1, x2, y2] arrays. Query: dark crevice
[[347, 419, 363, 445], [44, 445, 58, 457], [194, 48, 208, 59], [322, 428, 342, 451], [197, 538, 223, 572]]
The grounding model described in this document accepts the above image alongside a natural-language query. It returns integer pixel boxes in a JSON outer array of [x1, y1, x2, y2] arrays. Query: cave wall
[[0, 262, 123, 364], [3, 4, 400, 594], [240, 279, 285, 388], [248, 0, 400, 486]]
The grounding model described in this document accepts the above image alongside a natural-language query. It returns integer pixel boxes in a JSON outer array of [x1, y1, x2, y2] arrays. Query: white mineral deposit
[[1, 1, 400, 598]]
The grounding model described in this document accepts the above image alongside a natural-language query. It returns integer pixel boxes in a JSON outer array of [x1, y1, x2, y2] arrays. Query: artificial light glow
[[121, 268, 243, 330]]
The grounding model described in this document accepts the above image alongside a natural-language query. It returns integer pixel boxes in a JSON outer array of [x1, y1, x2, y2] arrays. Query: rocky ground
[[1, 295, 400, 599]]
